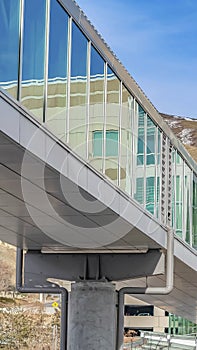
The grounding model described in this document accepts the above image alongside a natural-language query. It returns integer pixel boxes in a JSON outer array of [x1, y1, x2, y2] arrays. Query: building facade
[[0, 0, 196, 248]]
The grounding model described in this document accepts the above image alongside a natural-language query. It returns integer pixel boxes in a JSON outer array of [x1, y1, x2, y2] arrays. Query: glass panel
[[106, 130, 118, 156], [93, 130, 102, 157], [21, 0, 47, 122], [184, 164, 192, 244], [146, 116, 155, 165], [69, 22, 88, 158], [105, 66, 120, 184], [120, 85, 133, 194], [175, 153, 183, 237], [88, 45, 105, 172], [134, 178, 144, 205], [192, 175, 197, 247], [137, 105, 145, 166], [45, 0, 68, 142], [146, 177, 155, 214], [0, 0, 20, 99], [134, 103, 146, 207]]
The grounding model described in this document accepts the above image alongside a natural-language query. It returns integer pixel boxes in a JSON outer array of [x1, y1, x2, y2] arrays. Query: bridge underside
[[1, 93, 197, 323]]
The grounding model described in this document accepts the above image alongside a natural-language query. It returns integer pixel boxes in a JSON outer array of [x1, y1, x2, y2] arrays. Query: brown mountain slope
[[160, 113, 197, 163], [0, 242, 16, 291]]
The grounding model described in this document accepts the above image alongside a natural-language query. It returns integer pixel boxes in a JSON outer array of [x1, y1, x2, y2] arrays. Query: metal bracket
[[24, 249, 164, 286]]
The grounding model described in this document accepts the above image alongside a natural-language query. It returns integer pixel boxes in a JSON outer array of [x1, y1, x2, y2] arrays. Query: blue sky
[[76, 0, 197, 119]]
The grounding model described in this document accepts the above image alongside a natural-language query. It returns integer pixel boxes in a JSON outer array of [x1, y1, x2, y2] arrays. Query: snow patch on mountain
[[166, 120, 180, 128], [177, 129, 193, 145]]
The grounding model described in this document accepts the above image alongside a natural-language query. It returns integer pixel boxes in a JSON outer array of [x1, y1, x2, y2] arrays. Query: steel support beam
[[24, 249, 164, 285]]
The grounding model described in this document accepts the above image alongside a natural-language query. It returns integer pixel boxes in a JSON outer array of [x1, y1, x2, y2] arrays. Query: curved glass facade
[[0, 0, 197, 249]]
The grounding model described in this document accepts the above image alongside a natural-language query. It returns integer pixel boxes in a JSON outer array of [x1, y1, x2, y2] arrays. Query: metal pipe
[[117, 228, 174, 350], [16, 248, 68, 350]]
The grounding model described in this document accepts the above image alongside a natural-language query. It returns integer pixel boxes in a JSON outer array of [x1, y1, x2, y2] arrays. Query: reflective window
[[105, 66, 120, 184], [137, 105, 145, 165], [88, 46, 105, 172], [147, 116, 155, 165], [120, 86, 133, 194], [45, 0, 68, 142], [146, 177, 155, 214], [93, 130, 118, 157], [106, 130, 118, 156], [69, 22, 88, 158], [175, 153, 183, 238], [21, 0, 47, 122], [93, 131, 102, 157], [134, 103, 146, 207], [0, 0, 20, 99], [134, 178, 144, 205], [184, 164, 192, 244], [193, 175, 197, 247]]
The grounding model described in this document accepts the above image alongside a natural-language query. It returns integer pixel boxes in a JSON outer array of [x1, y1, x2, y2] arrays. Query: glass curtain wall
[[0, 0, 20, 99], [45, 0, 68, 143], [120, 85, 133, 194], [134, 104, 146, 206], [69, 22, 88, 158], [88, 45, 105, 173], [21, 0, 47, 122], [1, 0, 197, 250], [105, 66, 120, 185]]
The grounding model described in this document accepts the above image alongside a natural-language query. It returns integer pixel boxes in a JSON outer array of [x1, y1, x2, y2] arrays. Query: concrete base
[[68, 281, 116, 350]]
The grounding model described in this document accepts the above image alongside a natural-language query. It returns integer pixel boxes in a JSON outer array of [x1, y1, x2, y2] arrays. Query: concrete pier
[[68, 281, 116, 350]]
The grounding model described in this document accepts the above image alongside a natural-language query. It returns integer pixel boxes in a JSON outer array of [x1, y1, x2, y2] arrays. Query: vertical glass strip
[[184, 163, 192, 244], [88, 45, 105, 172], [175, 153, 183, 238], [21, 0, 47, 122], [69, 22, 88, 159], [134, 103, 146, 207], [45, 0, 68, 142], [0, 0, 20, 99], [105, 66, 120, 184], [120, 85, 133, 194]]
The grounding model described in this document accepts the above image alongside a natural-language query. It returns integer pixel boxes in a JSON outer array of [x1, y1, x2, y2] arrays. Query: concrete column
[[68, 281, 117, 350]]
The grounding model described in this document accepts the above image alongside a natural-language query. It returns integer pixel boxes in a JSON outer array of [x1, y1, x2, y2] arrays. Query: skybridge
[[0, 0, 197, 349]]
